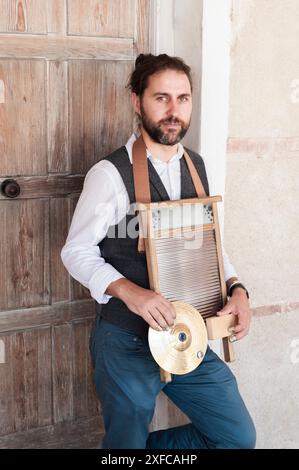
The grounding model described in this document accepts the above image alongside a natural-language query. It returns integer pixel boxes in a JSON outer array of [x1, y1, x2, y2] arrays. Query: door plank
[[53, 324, 73, 423], [0, 34, 133, 60], [0, 0, 47, 34], [67, 0, 135, 37], [69, 60, 134, 174], [0, 59, 47, 176], [47, 61, 69, 173], [50, 197, 71, 303], [0, 175, 84, 199], [0, 199, 50, 310]]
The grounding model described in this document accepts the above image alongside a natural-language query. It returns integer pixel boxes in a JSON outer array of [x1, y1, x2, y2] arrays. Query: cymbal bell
[[148, 301, 208, 375]]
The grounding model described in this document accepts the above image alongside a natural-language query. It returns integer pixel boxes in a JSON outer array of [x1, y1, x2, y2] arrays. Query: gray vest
[[97, 145, 210, 338]]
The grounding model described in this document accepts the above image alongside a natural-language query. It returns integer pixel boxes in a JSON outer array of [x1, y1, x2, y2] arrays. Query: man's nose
[[166, 99, 179, 117]]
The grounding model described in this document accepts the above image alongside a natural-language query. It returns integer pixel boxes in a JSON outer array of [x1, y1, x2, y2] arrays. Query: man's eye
[[180, 96, 189, 102], [157, 96, 167, 101]]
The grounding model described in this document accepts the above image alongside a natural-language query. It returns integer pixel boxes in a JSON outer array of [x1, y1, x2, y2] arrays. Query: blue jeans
[[90, 316, 256, 449]]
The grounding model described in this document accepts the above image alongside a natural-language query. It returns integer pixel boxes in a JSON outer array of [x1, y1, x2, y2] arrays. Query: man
[[61, 54, 256, 449]]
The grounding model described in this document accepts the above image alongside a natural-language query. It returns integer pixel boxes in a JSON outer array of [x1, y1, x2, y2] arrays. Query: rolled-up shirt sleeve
[[61, 161, 128, 304]]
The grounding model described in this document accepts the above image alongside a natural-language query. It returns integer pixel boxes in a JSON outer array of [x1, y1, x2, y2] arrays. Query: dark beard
[[139, 103, 190, 146]]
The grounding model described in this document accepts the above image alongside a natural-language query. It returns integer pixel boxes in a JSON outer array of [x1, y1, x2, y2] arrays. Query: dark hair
[[127, 53, 193, 97]]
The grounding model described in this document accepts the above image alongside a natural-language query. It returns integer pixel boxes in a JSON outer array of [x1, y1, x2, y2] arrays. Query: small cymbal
[[148, 301, 208, 375]]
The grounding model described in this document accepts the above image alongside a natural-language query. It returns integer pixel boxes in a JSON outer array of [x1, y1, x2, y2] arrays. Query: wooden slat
[[206, 313, 237, 340], [73, 320, 98, 419], [135, 0, 154, 55], [0, 199, 50, 310], [67, 0, 135, 38], [0, 34, 133, 60], [69, 60, 96, 175], [0, 59, 47, 176], [22, 330, 39, 430], [0, 299, 95, 333], [136, 196, 222, 211], [94, 61, 134, 167], [222, 337, 236, 363], [69, 60, 134, 174], [0, 175, 84, 199], [37, 328, 53, 426], [0, 416, 103, 449], [11, 332, 27, 432], [0, 0, 47, 34], [212, 203, 227, 303], [47, 0, 67, 34], [53, 324, 73, 423], [0, 327, 52, 436], [0, 334, 14, 435], [50, 198, 71, 303], [47, 61, 69, 173]]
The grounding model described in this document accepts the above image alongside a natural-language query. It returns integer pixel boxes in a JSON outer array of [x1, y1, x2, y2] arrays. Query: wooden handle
[[222, 337, 235, 362], [205, 314, 236, 362]]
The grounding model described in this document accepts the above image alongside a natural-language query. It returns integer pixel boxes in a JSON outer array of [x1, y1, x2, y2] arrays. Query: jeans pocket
[[104, 329, 146, 354]]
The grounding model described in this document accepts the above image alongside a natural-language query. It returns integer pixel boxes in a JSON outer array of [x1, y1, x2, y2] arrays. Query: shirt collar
[[125, 132, 184, 165]]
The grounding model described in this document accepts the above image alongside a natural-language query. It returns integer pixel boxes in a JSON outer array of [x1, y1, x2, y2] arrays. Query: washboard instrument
[[133, 136, 236, 382]]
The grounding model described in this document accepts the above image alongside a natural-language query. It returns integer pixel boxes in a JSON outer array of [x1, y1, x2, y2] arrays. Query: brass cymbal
[[148, 301, 208, 375]]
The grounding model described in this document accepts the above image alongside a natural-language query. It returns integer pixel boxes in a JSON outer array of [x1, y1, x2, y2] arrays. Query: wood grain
[[0, 0, 47, 34], [0, 0, 153, 442], [50, 197, 71, 303], [0, 199, 50, 310], [0, 327, 52, 436], [0, 59, 47, 176], [0, 34, 133, 60], [47, 61, 69, 173], [69, 60, 134, 174], [0, 176, 84, 200], [67, 0, 135, 37]]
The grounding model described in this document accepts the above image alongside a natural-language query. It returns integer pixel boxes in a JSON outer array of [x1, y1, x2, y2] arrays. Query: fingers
[[149, 306, 170, 330], [143, 312, 164, 331], [217, 305, 234, 316], [146, 296, 176, 330], [229, 324, 249, 342], [149, 304, 176, 330], [228, 324, 244, 334], [158, 299, 176, 323]]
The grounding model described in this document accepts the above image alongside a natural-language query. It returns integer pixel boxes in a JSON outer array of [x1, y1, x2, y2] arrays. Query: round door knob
[[1, 179, 21, 198]]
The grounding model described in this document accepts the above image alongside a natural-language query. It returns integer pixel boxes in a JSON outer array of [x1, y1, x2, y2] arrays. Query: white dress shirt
[[61, 133, 237, 305]]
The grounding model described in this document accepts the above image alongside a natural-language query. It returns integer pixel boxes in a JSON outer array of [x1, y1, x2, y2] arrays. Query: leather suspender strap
[[132, 135, 151, 204], [132, 136, 150, 252], [132, 135, 207, 251], [183, 150, 207, 198]]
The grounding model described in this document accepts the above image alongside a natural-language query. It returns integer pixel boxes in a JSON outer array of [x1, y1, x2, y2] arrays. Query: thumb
[[217, 304, 233, 316]]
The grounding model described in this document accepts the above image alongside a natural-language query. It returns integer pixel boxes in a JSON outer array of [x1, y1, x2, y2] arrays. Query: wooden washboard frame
[[137, 196, 236, 362]]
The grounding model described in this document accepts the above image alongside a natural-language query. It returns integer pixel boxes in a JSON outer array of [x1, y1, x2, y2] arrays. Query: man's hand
[[106, 278, 176, 331], [217, 288, 252, 342]]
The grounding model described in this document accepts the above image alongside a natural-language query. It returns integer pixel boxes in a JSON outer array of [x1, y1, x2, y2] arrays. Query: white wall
[[155, 0, 299, 448]]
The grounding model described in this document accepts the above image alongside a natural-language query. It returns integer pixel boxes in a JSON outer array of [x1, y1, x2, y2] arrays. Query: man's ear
[[131, 92, 141, 114]]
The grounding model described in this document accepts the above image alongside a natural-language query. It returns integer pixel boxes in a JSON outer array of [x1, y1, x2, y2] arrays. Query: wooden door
[[0, 0, 156, 445]]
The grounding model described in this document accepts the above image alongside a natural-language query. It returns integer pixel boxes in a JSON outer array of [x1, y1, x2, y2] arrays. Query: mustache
[[159, 117, 184, 126]]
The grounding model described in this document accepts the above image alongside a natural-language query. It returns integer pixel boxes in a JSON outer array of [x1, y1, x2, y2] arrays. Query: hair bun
[[135, 53, 153, 68]]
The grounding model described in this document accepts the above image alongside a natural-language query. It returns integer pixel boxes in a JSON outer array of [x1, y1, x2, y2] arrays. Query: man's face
[[133, 69, 192, 146]]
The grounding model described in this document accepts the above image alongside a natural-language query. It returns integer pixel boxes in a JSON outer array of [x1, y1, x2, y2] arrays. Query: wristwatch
[[228, 281, 249, 299]]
